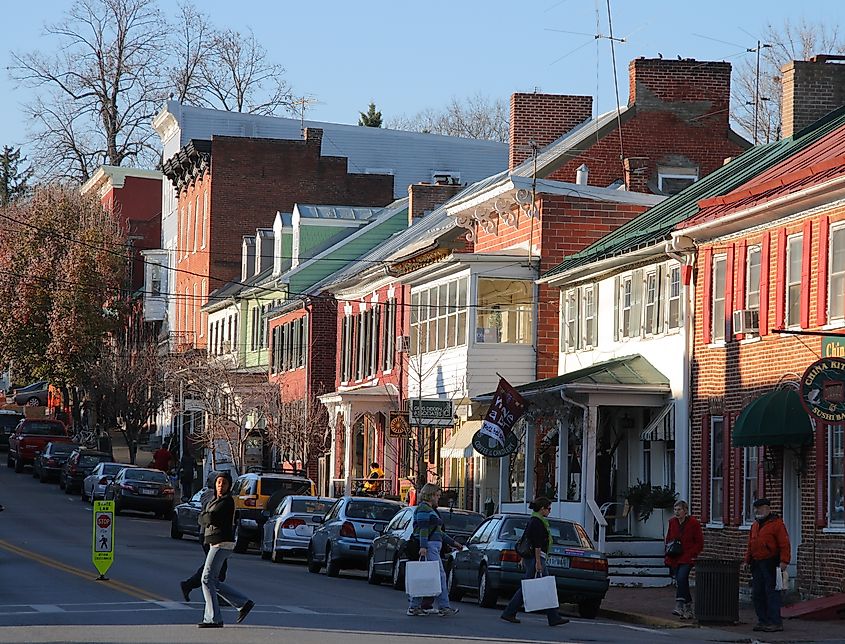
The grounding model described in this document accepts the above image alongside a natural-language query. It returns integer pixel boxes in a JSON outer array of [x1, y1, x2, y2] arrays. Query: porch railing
[[587, 498, 608, 553], [330, 478, 394, 498]]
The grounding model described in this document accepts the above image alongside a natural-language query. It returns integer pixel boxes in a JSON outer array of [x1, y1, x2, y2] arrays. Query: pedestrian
[[744, 498, 790, 633], [179, 448, 195, 501], [500, 497, 568, 627], [196, 471, 254, 628], [180, 485, 228, 602], [407, 483, 462, 617], [664, 500, 703, 619], [362, 462, 384, 495], [152, 444, 172, 472]]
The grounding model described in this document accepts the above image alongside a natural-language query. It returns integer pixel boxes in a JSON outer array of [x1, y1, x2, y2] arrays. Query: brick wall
[[408, 183, 463, 226], [781, 57, 845, 139], [628, 58, 731, 117], [690, 202, 845, 596], [509, 93, 593, 170]]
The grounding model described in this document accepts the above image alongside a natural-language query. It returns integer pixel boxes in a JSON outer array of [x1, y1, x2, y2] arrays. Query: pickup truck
[[7, 419, 73, 473]]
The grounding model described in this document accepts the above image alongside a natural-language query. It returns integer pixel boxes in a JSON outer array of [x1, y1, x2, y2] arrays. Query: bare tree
[[389, 93, 509, 142], [733, 19, 845, 143], [263, 385, 331, 473], [168, 0, 214, 105], [10, 0, 169, 182]]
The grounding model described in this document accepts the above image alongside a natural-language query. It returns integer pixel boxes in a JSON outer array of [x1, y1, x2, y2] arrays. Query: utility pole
[[748, 40, 772, 144]]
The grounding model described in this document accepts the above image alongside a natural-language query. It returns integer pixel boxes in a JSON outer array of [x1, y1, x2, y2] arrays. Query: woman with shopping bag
[[500, 497, 568, 627], [406, 484, 463, 616]]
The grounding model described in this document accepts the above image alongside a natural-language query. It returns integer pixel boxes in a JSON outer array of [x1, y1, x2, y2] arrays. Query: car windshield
[[259, 478, 311, 497], [0, 415, 22, 429], [20, 422, 65, 436], [290, 499, 333, 515], [500, 517, 586, 547], [125, 469, 168, 483], [346, 501, 401, 522], [101, 464, 124, 476], [80, 454, 109, 467], [442, 511, 485, 534]]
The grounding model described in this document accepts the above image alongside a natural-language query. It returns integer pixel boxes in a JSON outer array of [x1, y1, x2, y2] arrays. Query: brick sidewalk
[[600, 586, 845, 641]]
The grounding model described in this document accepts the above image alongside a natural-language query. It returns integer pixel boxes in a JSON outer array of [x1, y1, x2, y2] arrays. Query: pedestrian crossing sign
[[92, 500, 115, 577]]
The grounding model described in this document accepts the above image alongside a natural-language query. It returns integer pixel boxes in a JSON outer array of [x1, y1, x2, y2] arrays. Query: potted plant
[[622, 480, 654, 522], [650, 485, 678, 510]]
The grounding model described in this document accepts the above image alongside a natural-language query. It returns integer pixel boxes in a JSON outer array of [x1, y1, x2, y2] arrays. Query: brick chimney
[[781, 55, 845, 139], [624, 157, 649, 192], [509, 93, 593, 170], [407, 182, 464, 226], [304, 127, 323, 148], [628, 58, 731, 124]]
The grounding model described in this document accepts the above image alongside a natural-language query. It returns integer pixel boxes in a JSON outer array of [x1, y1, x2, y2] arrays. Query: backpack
[[515, 532, 534, 559]]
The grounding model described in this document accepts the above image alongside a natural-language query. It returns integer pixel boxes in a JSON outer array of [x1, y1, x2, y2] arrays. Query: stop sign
[[97, 515, 111, 530]]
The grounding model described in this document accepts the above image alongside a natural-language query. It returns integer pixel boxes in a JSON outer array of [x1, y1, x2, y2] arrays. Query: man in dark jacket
[[179, 478, 227, 601], [744, 498, 790, 633]]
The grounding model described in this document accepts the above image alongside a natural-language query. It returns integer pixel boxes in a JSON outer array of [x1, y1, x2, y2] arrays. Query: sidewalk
[[600, 585, 845, 642]]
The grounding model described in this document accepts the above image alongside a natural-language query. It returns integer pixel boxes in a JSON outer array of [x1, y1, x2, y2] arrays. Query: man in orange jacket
[[743, 498, 790, 633]]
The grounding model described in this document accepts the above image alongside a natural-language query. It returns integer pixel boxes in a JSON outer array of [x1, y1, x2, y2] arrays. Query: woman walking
[[407, 484, 462, 616], [500, 497, 568, 627], [664, 500, 704, 619], [197, 471, 254, 628]]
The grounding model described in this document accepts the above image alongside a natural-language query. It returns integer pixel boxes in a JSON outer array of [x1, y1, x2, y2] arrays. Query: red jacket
[[745, 514, 790, 564], [664, 515, 704, 566]]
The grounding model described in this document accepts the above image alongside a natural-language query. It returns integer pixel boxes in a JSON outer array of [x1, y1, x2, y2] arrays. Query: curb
[[598, 607, 695, 629]]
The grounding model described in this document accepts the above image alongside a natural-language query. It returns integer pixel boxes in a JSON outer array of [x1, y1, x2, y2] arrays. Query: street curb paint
[[598, 607, 696, 629]]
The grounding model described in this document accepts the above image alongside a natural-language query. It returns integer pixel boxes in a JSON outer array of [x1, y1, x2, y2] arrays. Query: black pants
[[184, 542, 227, 589]]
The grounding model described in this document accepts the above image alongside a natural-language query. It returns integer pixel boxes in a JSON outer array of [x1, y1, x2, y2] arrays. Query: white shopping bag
[[405, 560, 442, 597], [521, 574, 559, 613], [776, 568, 789, 591]]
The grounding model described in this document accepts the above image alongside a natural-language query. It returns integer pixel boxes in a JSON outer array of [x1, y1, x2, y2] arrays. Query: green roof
[[542, 106, 845, 280]]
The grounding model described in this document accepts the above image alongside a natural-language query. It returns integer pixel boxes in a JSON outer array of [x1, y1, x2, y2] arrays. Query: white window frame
[[201, 190, 208, 249], [583, 285, 597, 349], [561, 289, 579, 352], [410, 276, 468, 355], [710, 416, 725, 526], [830, 425, 844, 528], [657, 167, 698, 195], [621, 275, 633, 339], [194, 195, 200, 252], [786, 234, 803, 328], [742, 447, 760, 525], [666, 263, 682, 330], [711, 255, 727, 343], [644, 270, 660, 336], [745, 245, 761, 338], [829, 225, 845, 323]]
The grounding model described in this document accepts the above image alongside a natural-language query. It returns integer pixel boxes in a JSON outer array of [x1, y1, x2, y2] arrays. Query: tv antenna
[[291, 95, 322, 138]]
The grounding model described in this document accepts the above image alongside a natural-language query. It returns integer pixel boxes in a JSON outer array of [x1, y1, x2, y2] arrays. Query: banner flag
[[479, 378, 528, 447]]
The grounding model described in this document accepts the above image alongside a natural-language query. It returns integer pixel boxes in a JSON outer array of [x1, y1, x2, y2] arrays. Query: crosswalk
[[0, 601, 320, 616]]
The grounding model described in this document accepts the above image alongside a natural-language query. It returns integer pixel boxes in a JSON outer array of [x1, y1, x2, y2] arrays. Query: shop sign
[[822, 336, 845, 358], [472, 429, 519, 457], [801, 356, 845, 423], [409, 399, 453, 427], [388, 410, 410, 437]]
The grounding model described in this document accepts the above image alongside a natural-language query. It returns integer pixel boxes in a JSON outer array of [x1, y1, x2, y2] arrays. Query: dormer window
[[658, 166, 698, 195]]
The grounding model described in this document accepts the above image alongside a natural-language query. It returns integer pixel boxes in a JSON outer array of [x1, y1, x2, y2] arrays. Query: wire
[[605, 0, 626, 177]]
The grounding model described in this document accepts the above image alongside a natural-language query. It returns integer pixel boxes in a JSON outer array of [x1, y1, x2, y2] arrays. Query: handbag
[[516, 533, 533, 559], [665, 518, 686, 557], [521, 572, 559, 612], [405, 559, 442, 597]]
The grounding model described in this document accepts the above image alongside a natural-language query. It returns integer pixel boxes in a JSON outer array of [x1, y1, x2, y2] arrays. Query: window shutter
[[725, 245, 735, 339], [701, 414, 711, 524], [760, 233, 771, 335], [775, 228, 786, 328], [723, 414, 732, 526], [816, 421, 827, 528], [702, 248, 713, 344], [735, 241, 747, 341], [757, 445, 766, 500], [818, 216, 830, 326], [801, 219, 813, 328], [613, 276, 620, 341], [732, 446, 743, 526]]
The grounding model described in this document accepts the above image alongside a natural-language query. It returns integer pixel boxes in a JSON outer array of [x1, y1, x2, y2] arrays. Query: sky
[[2, 0, 844, 158]]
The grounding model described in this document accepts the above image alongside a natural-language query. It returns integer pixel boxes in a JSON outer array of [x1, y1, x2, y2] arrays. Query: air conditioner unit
[[396, 335, 411, 353], [733, 309, 759, 334]]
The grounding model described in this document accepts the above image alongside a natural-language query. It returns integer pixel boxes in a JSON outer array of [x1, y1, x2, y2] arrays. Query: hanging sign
[[473, 378, 528, 458], [389, 410, 411, 437], [801, 357, 845, 423], [472, 429, 520, 457], [92, 500, 115, 578]]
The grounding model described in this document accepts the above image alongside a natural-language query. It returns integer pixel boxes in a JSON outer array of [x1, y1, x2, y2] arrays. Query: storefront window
[[476, 278, 533, 344], [743, 447, 760, 524], [710, 416, 724, 524], [508, 428, 526, 502], [830, 425, 844, 527]]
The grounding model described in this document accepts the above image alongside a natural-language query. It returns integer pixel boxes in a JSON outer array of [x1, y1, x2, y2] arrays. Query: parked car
[[0, 411, 23, 450], [368, 506, 485, 588], [307, 496, 403, 577], [232, 471, 316, 553], [170, 488, 208, 540], [103, 467, 175, 518], [7, 419, 72, 473], [81, 462, 126, 503], [260, 496, 335, 563], [32, 441, 77, 483], [60, 449, 112, 494], [12, 381, 49, 407], [445, 513, 609, 618]]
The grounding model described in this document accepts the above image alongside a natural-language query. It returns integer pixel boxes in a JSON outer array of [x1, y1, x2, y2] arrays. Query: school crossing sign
[[92, 500, 115, 579]]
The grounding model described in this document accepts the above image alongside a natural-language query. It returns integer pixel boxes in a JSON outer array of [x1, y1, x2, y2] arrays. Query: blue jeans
[[502, 556, 559, 624], [751, 559, 782, 626], [201, 545, 250, 624], [408, 541, 449, 610], [673, 563, 692, 603]]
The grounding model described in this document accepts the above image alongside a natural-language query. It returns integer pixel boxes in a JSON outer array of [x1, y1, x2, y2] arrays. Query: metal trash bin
[[695, 558, 740, 624]]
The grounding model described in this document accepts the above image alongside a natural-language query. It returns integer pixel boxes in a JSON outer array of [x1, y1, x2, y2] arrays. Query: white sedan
[[81, 462, 126, 503], [260, 495, 335, 563]]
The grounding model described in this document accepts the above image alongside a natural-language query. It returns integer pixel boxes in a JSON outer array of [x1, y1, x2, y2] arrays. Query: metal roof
[[542, 105, 845, 280], [294, 204, 382, 221]]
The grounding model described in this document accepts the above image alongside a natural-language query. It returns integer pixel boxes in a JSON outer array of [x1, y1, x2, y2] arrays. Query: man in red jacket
[[744, 498, 790, 633]]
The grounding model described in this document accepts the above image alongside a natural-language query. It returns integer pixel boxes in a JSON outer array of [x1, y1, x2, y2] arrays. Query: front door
[[782, 450, 801, 579]]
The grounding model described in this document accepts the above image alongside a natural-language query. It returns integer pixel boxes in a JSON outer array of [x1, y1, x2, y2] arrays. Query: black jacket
[[524, 516, 551, 554], [201, 495, 235, 545]]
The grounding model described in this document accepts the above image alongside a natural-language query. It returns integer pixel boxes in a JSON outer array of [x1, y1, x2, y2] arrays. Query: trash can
[[695, 558, 740, 624]]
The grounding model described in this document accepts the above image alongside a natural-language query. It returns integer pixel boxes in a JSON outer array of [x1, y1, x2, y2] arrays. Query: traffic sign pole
[[92, 500, 115, 580]]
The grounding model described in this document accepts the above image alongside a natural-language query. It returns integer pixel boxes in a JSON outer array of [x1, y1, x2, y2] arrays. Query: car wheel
[[232, 521, 249, 553], [367, 551, 381, 585], [170, 517, 183, 539], [271, 549, 284, 564], [578, 598, 602, 619], [391, 556, 404, 590], [260, 545, 271, 561], [447, 566, 464, 601], [306, 543, 321, 574], [477, 566, 498, 608], [325, 545, 340, 577], [26, 397, 40, 406]]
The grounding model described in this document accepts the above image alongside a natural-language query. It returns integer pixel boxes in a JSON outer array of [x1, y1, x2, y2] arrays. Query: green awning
[[732, 389, 813, 447]]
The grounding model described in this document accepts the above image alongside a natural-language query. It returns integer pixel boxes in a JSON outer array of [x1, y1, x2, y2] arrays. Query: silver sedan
[[81, 462, 125, 503], [260, 496, 335, 563]]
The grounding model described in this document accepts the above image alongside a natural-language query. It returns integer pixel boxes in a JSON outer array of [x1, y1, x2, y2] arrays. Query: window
[[657, 166, 698, 195], [618, 271, 643, 339], [667, 265, 682, 330], [201, 190, 208, 248], [476, 278, 533, 344], [584, 286, 596, 347], [150, 263, 163, 297], [830, 425, 844, 527], [743, 447, 760, 524], [187, 203, 193, 253], [562, 290, 578, 352], [410, 277, 468, 355], [341, 316, 352, 382], [644, 271, 660, 335], [746, 245, 761, 336], [642, 440, 652, 485], [710, 416, 725, 524], [786, 235, 803, 327], [199, 280, 207, 337], [381, 298, 396, 371], [830, 227, 845, 321], [193, 284, 198, 335], [250, 306, 260, 351], [711, 256, 727, 342], [561, 285, 598, 352], [664, 440, 676, 491], [194, 195, 200, 252]]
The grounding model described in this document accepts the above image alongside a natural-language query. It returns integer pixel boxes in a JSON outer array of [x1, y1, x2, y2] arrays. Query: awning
[[732, 388, 813, 447], [440, 421, 482, 459], [640, 403, 675, 441]]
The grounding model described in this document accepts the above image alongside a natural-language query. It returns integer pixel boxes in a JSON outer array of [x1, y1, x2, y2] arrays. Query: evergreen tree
[[0, 146, 33, 206], [358, 102, 383, 128]]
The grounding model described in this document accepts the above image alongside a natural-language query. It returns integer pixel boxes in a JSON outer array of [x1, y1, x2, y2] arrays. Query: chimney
[[241, 235, 256, 281], [509, 93, 593, 170], [304, 127, 323, 149], [781, 55, 845, 139], [628, 58, 731, 124], [254, 228, 274, 275], [624, 157, 649, 192], [407, 182, 464, 226]]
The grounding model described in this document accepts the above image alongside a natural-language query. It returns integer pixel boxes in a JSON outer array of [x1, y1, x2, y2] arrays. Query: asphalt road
[[0, 459, 750, 644]]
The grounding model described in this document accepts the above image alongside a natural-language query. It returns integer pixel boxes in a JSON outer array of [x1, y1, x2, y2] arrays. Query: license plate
[[140, 488, 158, 496], [547, 555, 569, 569]]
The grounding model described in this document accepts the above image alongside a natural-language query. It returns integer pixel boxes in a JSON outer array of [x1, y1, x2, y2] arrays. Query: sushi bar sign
[[801, 345, 845, 423]]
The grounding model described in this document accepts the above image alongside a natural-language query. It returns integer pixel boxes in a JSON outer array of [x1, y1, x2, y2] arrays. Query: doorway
[[782, 449, 802, 578]]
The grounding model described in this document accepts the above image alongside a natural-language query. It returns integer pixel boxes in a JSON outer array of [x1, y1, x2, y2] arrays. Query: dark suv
[[0, 411, 24, 450], [60, 449, 112, 494]]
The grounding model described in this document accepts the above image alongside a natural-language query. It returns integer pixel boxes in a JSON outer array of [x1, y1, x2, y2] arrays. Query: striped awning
[[640, 403, 675, 441]]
